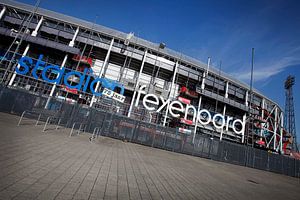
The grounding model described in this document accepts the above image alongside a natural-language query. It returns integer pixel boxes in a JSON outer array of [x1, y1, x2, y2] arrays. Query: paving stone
[[0, 113, 299, 200]]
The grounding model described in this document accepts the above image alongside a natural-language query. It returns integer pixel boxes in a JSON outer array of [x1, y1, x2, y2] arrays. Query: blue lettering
[[32, 54, 45, 79], [17, 56, 32, 75], [41, 65, 65, 84], [63, 69, 87, 90], [82, 74, 91, 92], [90, 78, 103, 96], [15, 54, 126, 100]]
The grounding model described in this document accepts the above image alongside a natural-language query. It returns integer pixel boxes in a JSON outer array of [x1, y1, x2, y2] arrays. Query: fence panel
[[181, 135, 194, 155], [0, 86, 299, 178], [152, 126, 166, 149], [268, 153, 283, 174]]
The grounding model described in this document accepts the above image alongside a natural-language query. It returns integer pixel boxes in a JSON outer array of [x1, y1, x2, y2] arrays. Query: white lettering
[[226, 116, 233, 131], [133, 88, 246, 136], [135, 85, 146, 107], [197, 109, 211, 125], [169, 101, 184, 118], [232, 119, 245, 134], [157, 96, 170, 113], [184, 104, 197, 123], [213, 113, 225, 129], [143, 94, 159, 111]]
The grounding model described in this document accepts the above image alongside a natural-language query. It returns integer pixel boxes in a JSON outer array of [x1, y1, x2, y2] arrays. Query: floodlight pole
[[246, 48, 254, 146]]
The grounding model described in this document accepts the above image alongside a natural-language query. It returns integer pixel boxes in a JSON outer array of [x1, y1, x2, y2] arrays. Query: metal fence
[[0, 86, 299, 178]]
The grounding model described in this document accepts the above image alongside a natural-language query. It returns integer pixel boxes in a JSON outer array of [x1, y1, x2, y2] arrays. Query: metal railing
[[1, 86, 299, 178], [89, 126, 101, 143], [69, 122, 86, 137], [42, 116, 70, 132], [18, 110, 47, 126]]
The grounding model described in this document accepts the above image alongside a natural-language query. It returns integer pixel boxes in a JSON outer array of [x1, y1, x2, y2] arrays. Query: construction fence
[[0, 86, 299, 178]]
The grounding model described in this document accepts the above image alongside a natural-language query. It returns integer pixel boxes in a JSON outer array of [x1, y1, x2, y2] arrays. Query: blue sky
[[19, 0, 300, 142]]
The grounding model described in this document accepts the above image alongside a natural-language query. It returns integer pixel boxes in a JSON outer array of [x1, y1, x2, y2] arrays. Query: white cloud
[[231, 56, 300, 82]]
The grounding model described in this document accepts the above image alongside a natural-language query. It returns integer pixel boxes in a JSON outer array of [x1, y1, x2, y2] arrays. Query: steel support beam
[[90, 38, 114, 107], [261, 98, 265, 138], [31, 16, 43, 37], [69, 26, 79, 47], [162, 61, 179, 126], [127, 50, 148, 117], [0, 6, 6, 20], [280, 112, 283, 153], [245, 90, 249, 106], [274, 106, 278, 150], [225, 81, 229, 98], [220, 105, 226, 141], [201, 57, 210, 90], [44, 54, 68, 109], [242, 113, 246, 143], [193, 57, 210, 143], [8, 16, 44, 86], [8, 44, 30, 86]]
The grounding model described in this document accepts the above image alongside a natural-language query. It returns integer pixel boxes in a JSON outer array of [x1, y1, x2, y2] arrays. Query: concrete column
[[44, 54, 68, 109], [201, 57, 210, 90], [242, 113, 247, 143], [245, 90, 249, 106], [225, 81, 229, 98], [127, 50, 148, 117], [192, 96, 202, 144], [280, 112, 283, 153], [220, 105, 226, 141], [162, 61, 179, 126], [89, 38, 114, 107], [0, 6, 6, 20], [169, 61, 179, 98], [193, 57, 210, 143], [31, 16, 43, 37], [8, 15, 43, 86], [8, 44, 30, 86], [273, 107, 278, 150], [260, 98, 265, 138], [69, 27, 79, 47]]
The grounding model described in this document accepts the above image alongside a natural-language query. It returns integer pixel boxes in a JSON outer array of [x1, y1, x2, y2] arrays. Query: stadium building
[[0, 0, 293, 154]]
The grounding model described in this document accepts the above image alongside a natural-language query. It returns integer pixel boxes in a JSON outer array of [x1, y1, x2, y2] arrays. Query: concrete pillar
[[8, 15, 43, 86], [220, 105, 226, 141], [225, 81, 229, 98], [193, 57, 210, 143], [201, 57, 210, 90], [242, 113, 247, 143], [169, 61, 179, 98], [89, 38, 114, 107], [245, 91, 249, 106], [280, 112, 283, 153], [44, 54, 68, 109], [8, 44, 30, 86], [260, 98, 265, 138], [193, 96, 202, 144], [127, 50, 148, 117], [162, 61, 179, 126], [273, 107, 278, 150], [0, 6, 6, 20], [69, 27, 79, 47], [31, 16, 43, 37]]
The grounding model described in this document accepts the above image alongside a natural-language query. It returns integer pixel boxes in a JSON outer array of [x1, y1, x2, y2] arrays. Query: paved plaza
[[0, 112, 299, 200]]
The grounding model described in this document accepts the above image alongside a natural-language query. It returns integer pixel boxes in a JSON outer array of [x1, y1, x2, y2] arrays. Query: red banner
[[63, 86, 78, 94], [178, 96, 191, 104]]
